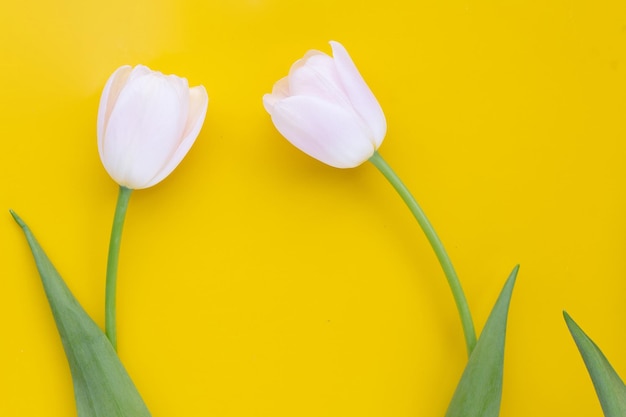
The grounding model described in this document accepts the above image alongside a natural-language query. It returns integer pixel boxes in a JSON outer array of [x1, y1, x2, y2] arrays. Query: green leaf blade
[[445, 265, 519, 417], [11, 210, 151, 417], [564, 311, 626, 417]]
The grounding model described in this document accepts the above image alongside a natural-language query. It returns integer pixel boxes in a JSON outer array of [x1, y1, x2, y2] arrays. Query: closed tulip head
[[97, 65, 209, 189], [263, 41, 386, 169]]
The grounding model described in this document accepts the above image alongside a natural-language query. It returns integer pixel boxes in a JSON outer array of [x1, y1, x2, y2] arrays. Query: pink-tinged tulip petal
[[147, 85, 209, 188], [329, 41, 387, 146], [267, 95, 376, 168], [264, 78, 291, 112], [263, 41, 385, 168], [103, 75, 187, 187], [270, 77, 291, 101], [288, 54, 352, 108], [97, 65, 208, 189], [97, 65, 132, 156]]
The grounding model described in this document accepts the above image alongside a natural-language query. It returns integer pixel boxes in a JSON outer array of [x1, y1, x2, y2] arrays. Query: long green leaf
[[11, 210, 151, 417], [564, 311, 626, 417], [445, 265, 519, 417]]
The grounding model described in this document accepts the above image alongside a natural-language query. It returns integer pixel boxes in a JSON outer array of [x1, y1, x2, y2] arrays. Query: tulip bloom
[[98, 65, 208, 350], [263, 41, 386, 168], [266, 43, 477, 356], [98, 65, 208, 189]]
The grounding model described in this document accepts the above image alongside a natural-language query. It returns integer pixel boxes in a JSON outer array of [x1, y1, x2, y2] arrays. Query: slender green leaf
[[445, 265, 519, 417], [11, 210, 151, 417], [564, 311, 626, 417]]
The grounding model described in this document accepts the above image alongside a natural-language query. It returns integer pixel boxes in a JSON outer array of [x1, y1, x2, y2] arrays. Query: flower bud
[[97, 65, 208, 189], [263, 41, 386, 168]]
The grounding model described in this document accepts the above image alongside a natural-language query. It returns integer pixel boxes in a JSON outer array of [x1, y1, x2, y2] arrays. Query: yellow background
[[1, 0, 625, 415]]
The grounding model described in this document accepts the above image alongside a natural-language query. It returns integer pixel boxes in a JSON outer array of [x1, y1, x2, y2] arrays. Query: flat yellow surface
[[1, 0, 626, 415]]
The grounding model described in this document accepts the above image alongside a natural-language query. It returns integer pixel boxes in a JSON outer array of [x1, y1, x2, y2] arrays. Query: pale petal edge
[[269, 95, 375, 168], [144, 85, 209, 188], [97, 65, 133, 159], [329, 41, 387, 147]]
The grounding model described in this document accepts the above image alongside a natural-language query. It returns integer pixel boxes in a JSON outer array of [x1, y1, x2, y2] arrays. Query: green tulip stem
[[368, 151, 476, 356], [105, 185, 133, 351]]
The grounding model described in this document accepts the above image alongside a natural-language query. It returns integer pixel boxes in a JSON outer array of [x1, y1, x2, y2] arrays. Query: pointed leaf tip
[[9, 209, 26, 228], [13, 215, 152, 417], [564, 311, 626, 417], [445, 265, 519, 417]]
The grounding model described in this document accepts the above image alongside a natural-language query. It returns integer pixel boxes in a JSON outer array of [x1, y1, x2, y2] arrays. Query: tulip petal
[[264, 78, 291, 113], [330, 41, 386, 146], [288, 53, 352, 108], [146, 85, 208, 188], [97, 65, 133, 157], [267, 95, 376, 168], [127, 65, 152, 82], [102, 72, 189, 189], [271, 77, 291, 101]]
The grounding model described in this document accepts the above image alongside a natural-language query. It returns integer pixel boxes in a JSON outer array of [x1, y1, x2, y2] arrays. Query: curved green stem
[[105, 185, 132, 351], [368, 151, 476, 356]]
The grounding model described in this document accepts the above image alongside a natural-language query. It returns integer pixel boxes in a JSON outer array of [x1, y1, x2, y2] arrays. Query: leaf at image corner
[[564, 311, 626, 417], [445, 265, 519, 417], [10, 210, 151, 417]]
